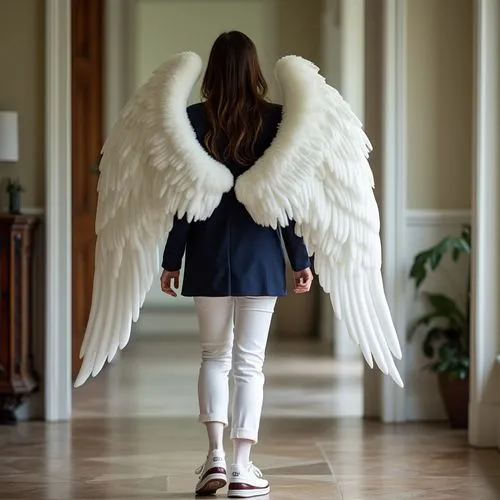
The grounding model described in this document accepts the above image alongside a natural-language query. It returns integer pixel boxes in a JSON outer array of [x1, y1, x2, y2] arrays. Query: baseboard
[[497, 407, 500, 450], [405, 394, 447, 421], [497, 358, 500, 450], [23, 206, 45, 216], [469, 402, 500, 447], [132, 306, 198, 337], [0, 206, 45, 216], [15, 392, 44, 422]]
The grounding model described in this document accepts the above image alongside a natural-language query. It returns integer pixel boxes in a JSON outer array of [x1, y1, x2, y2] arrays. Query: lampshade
[[0, 111, 19, 162]]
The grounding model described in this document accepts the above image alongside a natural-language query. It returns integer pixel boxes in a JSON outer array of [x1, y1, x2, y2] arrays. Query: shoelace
[[195, 460, 261, 478], [247, 463, 263, 478]]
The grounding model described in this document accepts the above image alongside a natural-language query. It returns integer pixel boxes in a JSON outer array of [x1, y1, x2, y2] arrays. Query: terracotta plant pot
[[438, 373, 469, 429]]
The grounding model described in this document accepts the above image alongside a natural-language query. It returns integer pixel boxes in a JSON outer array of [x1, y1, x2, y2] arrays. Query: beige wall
[[135, 0, 322, 103], [406, 0, 473, 210], [0, 0, 45, 209]]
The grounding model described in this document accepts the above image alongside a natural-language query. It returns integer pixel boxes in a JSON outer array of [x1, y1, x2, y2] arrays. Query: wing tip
[[91, 362, 106, 379], [393, 344, 403, 360], [391, 369, 405, 388], [74, 371, 89, 388]]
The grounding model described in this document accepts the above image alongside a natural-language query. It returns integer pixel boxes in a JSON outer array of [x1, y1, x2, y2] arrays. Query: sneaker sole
[[195, 474, 227, 496], [227, 485, 271, 498]]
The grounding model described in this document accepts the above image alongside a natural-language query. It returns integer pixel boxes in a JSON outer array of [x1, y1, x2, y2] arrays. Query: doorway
[[45, 0, 369, 422]]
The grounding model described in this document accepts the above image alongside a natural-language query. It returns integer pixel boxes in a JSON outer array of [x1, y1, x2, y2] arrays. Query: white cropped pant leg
[[194, 296, 277, 444]]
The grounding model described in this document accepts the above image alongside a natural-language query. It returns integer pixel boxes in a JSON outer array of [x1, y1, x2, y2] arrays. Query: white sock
[[206, 422, 224, 453], [233, 438, 253, 467]]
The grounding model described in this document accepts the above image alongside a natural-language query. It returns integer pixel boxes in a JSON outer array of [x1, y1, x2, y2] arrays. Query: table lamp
[[0, 111, 19, 163]]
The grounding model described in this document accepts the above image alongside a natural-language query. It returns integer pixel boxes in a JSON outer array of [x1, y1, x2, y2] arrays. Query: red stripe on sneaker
[[201, 467, 226, 480], [229, 482, 269, 491]]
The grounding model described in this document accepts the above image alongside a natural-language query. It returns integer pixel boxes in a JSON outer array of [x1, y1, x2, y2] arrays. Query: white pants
[[194, 296, 277, 444]]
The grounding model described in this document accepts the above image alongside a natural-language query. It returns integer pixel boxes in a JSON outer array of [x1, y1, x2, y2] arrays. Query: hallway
[[0, 339, 499, 499]]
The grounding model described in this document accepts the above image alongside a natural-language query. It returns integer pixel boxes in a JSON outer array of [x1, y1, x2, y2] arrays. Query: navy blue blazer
[[162, 102, 311, 297]]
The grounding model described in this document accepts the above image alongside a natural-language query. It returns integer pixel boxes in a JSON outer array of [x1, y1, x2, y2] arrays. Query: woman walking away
[[75, 28, 403, 500], [160, 32, 313, 497]]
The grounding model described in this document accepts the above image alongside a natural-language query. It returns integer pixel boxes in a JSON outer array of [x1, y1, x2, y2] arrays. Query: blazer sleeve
[[162, 216, 190, 271], [280, 221, 311, 272]]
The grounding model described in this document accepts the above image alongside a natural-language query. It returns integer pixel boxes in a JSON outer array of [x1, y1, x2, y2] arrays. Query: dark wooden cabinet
[[0, 215, 39, 424]]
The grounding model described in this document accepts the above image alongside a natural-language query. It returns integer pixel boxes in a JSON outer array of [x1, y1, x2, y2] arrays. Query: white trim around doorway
[[469, 0, 500, 448], [380, 0, 407, 422], [45, 0, 72, 422], [44, 0, 138, 421]]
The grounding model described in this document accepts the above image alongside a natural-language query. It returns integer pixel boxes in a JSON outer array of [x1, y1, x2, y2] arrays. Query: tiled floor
[[0, 338, 499, 499]]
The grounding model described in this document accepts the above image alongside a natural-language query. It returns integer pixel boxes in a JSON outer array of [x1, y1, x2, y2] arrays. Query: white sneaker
[[228, 463, 270, 498], [195, 449, 227, 496]]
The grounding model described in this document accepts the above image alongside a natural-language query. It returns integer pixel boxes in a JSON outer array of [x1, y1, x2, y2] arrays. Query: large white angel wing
[[75, 52, 233, 387], [235, 56, 403, 387]]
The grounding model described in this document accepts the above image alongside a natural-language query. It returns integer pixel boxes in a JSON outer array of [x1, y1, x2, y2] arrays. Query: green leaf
[[409, 251, 432, 287], [409, 227, 472, 287], [425, 293, 467, 327], [408, 226, 471, 372], [436, 360, 451, 372], [461, 224, 471, 245], [438, 344, 452, 362], [422, 328, 441, 357], [417, 237, 452, 273], [452, 238, 471, 255], [408, 312, 449, 340]]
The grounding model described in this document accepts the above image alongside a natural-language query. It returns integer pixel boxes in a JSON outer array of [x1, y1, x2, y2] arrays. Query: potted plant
[[408, 224, 471, 429], [6, 178, 24, 214]]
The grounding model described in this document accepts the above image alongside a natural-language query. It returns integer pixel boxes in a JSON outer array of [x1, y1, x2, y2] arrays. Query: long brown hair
[[201, 31, 268, 166]]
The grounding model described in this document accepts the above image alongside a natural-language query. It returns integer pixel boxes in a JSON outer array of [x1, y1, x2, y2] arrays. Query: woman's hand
[[160, 269, 180, 297], [293, 267, 313, 294]]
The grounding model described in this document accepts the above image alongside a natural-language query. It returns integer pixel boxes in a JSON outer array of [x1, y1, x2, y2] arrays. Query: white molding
[[406, 210, 472, 227], [104, 0, 136, 134], [0, 206, 45, 216], [339, 0, 365, 118], [469, 0, 500, 448], [22, 207, 45, 216], [498, 407, 500, 451], [380, 0, 407, 423], [104, 0, 123, 135], [133, 307, 198, 337], [45, 0, 72, 421], [126, 0, 137, 96], [405, 394, 446, 421]]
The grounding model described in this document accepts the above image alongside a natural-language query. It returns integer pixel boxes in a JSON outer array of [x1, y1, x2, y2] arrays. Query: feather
[[235, 55, 404, 387], [75, 52, 234, 388]]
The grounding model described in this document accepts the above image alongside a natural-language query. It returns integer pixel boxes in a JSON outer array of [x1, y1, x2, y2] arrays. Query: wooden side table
[[0, 214, 40, 424]]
